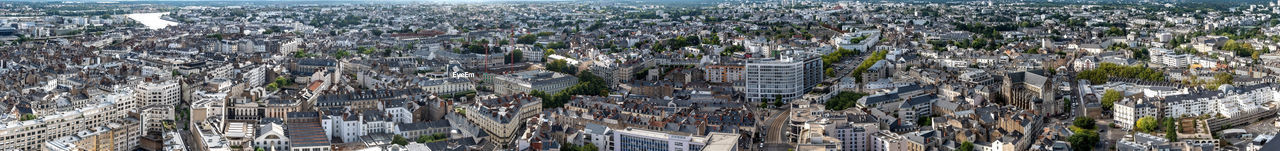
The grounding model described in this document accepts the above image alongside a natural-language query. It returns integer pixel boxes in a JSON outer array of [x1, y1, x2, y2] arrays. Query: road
[[762, 109, 792, 151]]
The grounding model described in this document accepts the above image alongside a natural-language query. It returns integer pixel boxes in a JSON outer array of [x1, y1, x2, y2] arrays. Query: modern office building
[[744, 51, 822, 102], [607, 128, 740, 151]]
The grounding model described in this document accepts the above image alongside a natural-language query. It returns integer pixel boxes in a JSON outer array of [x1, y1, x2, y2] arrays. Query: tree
[[852, 50, 890, 82], [1063, 98, 1073, 113], [392, 135, 409, 146], [256, 147, 265, 151], [773, 96, 784, 107], [1102, 90, 1122, 110], [417, 135, 431, 143], [359, 47, 377, 54], [1068, 128, 1100, 151], [825, 92, 869, 111], [917, 116, 932, 126], [1166, 118, 1179, 141], [266, 83, 279, 91], [546, 59, 575, 74], [275, 76, 292, 86], [19, 114, 36, 121], [334, 50, 351, 59], [1073, 117, 1096, 130], [1213, 72, 1233, 87], [506, 50, 524, 63], [721, 45, 745, 56], [958, 142, 975, 151], [561, 143, 600, 151], [1136, 116, 1159, 133], [1076, 63, 1165, 84]]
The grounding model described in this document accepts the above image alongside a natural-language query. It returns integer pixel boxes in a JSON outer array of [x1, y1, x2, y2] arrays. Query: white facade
[[418, 77, 475, 95], [744, 53, 822, 102], [254, 123, 290, 151], [611, 128, 708, 151], [322, 114, 366, 143], [385, 107, 413, 124], [0, 100, 131, 151], [135, 80, 180, 108], [1113, 99, 1158, 130], [826, 123, 878, 150]]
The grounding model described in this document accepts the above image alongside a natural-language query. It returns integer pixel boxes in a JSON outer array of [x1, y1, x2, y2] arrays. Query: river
[[125, 12, 179, 30]]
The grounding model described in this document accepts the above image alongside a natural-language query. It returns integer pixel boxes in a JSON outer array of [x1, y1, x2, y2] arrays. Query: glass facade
[[620, 134, 668, 151]]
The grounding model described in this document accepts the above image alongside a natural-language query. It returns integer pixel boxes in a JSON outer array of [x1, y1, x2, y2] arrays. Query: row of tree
[[1076, 63, 1165, 85], [851, 50, 889, 82], [822, 48, 860, 77], [546, 59, 576, 75]]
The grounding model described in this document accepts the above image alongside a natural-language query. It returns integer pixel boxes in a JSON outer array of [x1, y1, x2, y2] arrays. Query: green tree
[[1212, 72, 1234, 88], [359, 47, 377, 54], [275, 76, 292, 86], [1073, 117, 1096, 130], [958, 141, 975, 151], [1102, 90, 1123, 110], [506, 50, 524, 63], [546, 59, 575, 74], [392, 135, 409, 146], [1063, 98, 1073, 113], [1136, 116, 1159, 133], [19, 114, 36, 121], [1166, 118, 1179, 141], [852, 50, 889, 82], [917, 116, 932, 126], [1068, 128, 1100, 151], [825, 92, 869, 111], [334, 50, 351, 59], [773, 96, 784, 107], [561, 143, 600, 151], [417, 135, 431, 143], [256, 147, 265, 151]]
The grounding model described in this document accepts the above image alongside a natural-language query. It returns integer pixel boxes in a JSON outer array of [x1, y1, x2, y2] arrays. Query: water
[[126, 12, 179, 30]]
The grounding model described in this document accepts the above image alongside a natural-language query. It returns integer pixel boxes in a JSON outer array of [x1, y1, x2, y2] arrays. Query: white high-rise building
[[135, 79, 180, 136], [135, 79, 180, 108], [744, 51, 823, 102]]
